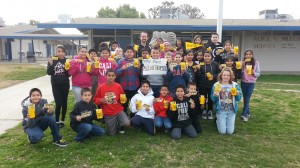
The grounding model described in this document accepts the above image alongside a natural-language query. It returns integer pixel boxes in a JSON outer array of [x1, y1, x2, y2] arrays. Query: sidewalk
[[0, 75, 53, 135]]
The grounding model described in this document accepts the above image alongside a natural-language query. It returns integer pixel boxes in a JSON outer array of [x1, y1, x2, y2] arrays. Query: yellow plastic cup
[[215, 83, 221, 92], [199, 95, 205, 105], [96, 109, 103, 119], [180, 62, 186, 70], [170, 101, 177, 111], [234, 46, 239, 55], [120, 94, 126, 104], [246, 65, 252, 75], [136, 100, 142, 110], [134, 59, 139, 68], [231, 87, 237, 96], [235, 61, 241, 70], [163, 100, 169, 109], [28, 104, 35, 119], [86, 62, 92, 72]]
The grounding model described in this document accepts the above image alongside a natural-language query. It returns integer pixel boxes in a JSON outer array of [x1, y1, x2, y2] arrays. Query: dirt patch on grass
[[0, 80, 26, 89]]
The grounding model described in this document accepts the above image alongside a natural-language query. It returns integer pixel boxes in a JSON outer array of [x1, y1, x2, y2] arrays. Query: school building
[[0, 25, 87, 62], [1, 18, 297, 74]]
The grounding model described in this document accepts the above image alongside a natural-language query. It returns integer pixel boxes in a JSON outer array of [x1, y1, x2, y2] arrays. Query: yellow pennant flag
[[134, 44, 139, 51], [185, 42, 203, 50]]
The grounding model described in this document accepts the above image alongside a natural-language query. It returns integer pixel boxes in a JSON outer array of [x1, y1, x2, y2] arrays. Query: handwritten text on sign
[[142, 59, 167, 75]]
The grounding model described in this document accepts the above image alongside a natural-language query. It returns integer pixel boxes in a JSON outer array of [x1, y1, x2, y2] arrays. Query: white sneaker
[[202, 110, 207, 119], [207, 110, 213, 120], [241, 116, 248, 122]]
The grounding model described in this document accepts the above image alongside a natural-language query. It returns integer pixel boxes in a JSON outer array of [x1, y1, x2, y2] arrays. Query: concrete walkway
[[0, 75, 53, 135]]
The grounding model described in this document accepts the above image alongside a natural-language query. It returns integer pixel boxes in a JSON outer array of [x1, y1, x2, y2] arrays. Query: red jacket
[[68, 56, 92, 88], [154, 94, 173, 118], [93, 82, 124, 116]]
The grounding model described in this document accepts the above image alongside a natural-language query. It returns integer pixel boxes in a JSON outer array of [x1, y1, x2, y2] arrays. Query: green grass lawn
[[0, 75, 300, 167]]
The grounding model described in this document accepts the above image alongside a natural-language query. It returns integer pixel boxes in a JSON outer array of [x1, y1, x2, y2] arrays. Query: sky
[[1, 0, 299, 34]]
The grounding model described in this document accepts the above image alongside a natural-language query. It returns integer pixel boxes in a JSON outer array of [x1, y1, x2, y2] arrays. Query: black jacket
[[196, 61, 220, 88], [167, 97, 195, 128], [47, 58, 70, 85], [70, 101, 98, 130]]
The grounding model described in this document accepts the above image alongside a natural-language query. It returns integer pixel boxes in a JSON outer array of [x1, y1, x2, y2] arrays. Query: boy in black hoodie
[[70, 88, 105, 142], [184, 82, 202, 133], [167, 85, 197, 140]]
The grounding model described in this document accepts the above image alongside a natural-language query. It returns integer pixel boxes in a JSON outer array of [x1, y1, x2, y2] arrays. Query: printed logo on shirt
[[104, 92, 116, 104], [54, 62, 65, 75], [220, 87, 234, 111], [177, 102, 189, 121], [99, 62, 113, 76]]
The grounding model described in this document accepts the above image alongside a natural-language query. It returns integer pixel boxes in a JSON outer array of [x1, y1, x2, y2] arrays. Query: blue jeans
[[241, 82, 255, 117], [170, 124, 197, 140], [130, 115, 155, 135], [216, 111, 236, 134], [72, 86, 83, 103], [155, 116, 172, 129], [151, 85, 162, 98], [75, 123, 105, 141], [24, 115, 61, 143]]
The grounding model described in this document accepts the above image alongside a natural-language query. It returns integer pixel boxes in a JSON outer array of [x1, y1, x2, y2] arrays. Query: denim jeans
[[241, 82, 255, 117], [130, 115, 155, 135], [24, 115, 61, 143], [170, 124, 197, 140], [72, 86, 83, 103], [216, 111, 236, 134], [154, 116, 172, 129], [74, 123, 105, 141]]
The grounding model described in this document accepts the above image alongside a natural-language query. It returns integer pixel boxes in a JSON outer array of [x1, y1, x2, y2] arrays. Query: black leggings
[[198, 87, 213, 111], [52, 83, 70, 122]]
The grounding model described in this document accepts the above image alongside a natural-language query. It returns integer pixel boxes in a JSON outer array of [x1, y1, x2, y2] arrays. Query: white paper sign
[[142, 59, 167, 75]]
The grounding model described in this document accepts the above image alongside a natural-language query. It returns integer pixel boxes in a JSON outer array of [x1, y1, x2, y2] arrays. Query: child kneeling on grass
[[130, 80, 155, 135], [211, 68, 242, 134], [167, 85, 197, 140], [70, 88, 105, 142], [93, 69, 130, 135], [153, 85, 173, 133], [21, 88, 68, 147]]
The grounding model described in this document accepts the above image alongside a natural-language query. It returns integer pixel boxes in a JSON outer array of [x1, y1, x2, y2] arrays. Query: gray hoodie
[[22, 98, 50, 128]]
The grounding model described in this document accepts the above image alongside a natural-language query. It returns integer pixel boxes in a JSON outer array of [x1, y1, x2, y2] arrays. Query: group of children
[[21, 32, 260, 147]]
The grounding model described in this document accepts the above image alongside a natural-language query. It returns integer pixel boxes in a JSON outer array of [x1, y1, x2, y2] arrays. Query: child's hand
[[200, 104, 205, 110], [190, 103, 195, 109], [47, 106, 54, 114], [122, 64, 128, 70], [153, 98, 157, 103], [76, 115, 82, 121], [100, 98, 107, 104], [48, 58, 53, 66], [219, 65, 223, 70], [213, 91, 219, 97], [184, 93, 191, 97]]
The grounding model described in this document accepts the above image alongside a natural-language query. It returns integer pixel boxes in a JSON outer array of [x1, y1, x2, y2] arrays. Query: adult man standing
[[136, 32, 151, 58]]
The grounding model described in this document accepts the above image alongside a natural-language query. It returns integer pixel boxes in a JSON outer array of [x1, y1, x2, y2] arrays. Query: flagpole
[[217, 0, 223, 42]]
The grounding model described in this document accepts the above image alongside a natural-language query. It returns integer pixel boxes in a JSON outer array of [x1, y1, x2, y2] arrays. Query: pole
[[217, 0, 223, 42], [19, 39, 22, 63]]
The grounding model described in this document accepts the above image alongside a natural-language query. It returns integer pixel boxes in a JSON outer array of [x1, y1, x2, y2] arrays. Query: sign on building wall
[[142, 59, 167, 75]]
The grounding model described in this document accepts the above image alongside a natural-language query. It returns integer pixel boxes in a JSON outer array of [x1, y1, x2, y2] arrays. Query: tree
[[148, 1, 205, 19], [177, 4, 205, 19], [116, 4, 139, 18], [140, 12, 146, 18], [97, 7, 117, 18], [97, 4, 145, 18]]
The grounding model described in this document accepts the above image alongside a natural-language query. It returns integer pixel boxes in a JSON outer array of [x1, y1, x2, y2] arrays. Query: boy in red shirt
[[94, 69, 130, 135], [153, 85, 173, 133]]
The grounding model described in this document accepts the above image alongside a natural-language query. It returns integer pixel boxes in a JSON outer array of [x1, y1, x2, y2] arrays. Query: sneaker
[[202, 110, 207, 119], [241, 116, 248, 122], [119, 126, 125, 134], [59, 121, 65, 129], [52, 139, 68, 147], [207, 110, 213, 120]]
